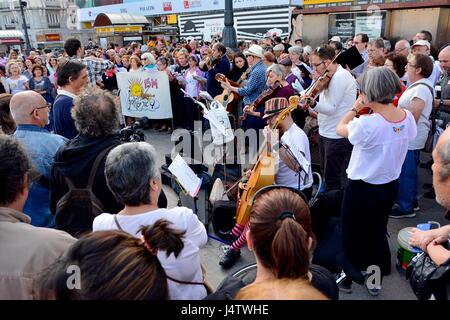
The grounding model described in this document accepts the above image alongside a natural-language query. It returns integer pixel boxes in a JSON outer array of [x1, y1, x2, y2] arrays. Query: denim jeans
[[396, 150, 420, 212]]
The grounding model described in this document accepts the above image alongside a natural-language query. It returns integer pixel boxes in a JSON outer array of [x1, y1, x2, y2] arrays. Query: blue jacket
[[238, 60, 267, 105], [14, 124, 68, 227], [53, 94, 78, 140], [206, 55, 230, 98]]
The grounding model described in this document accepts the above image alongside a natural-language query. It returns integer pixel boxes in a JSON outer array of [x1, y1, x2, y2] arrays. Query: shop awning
[[0, 30, 24, 44], [93, 13, 149, 27], [0, 30, 24, 39]]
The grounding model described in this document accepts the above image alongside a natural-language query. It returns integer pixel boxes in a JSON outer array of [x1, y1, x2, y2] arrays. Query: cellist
[[299, 45, 357, 192], [219, 97, 313, 268]]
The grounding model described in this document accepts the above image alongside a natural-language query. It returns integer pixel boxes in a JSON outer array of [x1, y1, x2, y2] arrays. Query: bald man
[[437, 46, 450, 125], [394, 39, 410, 58], [11, 91, 67, 228]]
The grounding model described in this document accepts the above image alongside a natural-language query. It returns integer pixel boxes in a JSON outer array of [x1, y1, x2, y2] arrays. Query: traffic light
[[20, 1, 27, 7]]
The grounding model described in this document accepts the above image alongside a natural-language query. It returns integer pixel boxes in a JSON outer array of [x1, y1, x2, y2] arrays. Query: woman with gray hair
[[93, 142, 208, 300], [335, 67, 417, 295]]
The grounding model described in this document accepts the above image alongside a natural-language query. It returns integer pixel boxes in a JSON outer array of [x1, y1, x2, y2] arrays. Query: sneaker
[[390, 207, 416, 219], [219, 248, 241, 268], [413, 200, 420, 212]]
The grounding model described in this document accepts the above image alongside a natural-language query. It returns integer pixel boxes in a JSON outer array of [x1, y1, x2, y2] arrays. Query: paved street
[[145, 128, 448, 300]]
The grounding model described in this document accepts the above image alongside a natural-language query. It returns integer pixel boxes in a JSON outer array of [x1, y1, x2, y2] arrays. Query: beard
[[436, 192, 450, 211]]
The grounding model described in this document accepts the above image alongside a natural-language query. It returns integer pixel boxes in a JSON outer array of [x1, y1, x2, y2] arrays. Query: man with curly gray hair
[[50, 87, 167, 235], [50, 87, 124, 234]]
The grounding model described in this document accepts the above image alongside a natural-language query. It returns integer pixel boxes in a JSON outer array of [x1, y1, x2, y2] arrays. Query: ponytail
[[140, 219, 185, 258], [271, 219, 310, 279]]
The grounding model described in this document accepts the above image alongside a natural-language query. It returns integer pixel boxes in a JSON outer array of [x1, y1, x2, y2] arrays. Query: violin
[[241, 81, 282, 121], [300, 51, 341, 107]]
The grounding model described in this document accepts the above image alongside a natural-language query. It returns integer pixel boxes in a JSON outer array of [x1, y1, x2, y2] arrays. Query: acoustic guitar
[[214, 73, 241, 112]]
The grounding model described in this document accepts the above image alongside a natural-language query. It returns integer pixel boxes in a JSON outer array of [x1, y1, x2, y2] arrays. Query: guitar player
[[220, 44, 267, 131]]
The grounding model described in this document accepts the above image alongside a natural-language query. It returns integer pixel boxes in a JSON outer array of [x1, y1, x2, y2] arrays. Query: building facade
[[0, 0, 80, 51], [299, 0, 450, 49]]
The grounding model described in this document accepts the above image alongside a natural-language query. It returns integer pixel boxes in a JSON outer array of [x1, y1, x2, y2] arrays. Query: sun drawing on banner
[[127, 78, 161, 112], [129, 79, 143, 97]]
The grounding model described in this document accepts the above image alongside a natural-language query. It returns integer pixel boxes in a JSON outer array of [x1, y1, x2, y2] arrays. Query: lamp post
[[222, 0, 237, 50], [19, 1, 32, 55]]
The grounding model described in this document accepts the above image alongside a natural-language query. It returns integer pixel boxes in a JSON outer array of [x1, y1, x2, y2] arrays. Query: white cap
[[329, 36, 341, 42], [243, 44, 264, 58], [412, 40, 430, 49]]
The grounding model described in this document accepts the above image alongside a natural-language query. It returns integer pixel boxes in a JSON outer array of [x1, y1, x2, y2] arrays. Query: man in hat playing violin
[[219, 96, 313, 268], [299, 44, 357, 192]]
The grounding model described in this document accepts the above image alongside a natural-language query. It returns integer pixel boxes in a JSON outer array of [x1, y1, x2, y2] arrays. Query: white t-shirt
[[6, 76, 28, 95], [398, 78, 434, 150], [346, 110, 417, 184], [276, 123, 313, 189], [93, 206, 208, 300], [314, 65, 357, 139]]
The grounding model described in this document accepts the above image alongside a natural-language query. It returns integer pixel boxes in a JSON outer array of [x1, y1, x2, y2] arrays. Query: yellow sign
[[167, 14, 177, 25], [96, 27, 114, 34], [83, 22, 93, 29], [304, 0, 350, 4], [114, 26, 142, 33]]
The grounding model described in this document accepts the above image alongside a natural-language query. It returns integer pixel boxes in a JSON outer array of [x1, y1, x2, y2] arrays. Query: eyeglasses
[[29, 103, 50, 115], [407, 62, 418, 68], [311, 61, 325, 68]]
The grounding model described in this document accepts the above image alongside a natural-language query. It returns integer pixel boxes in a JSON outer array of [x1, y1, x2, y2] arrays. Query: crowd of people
[[0, 29, 449, 300]]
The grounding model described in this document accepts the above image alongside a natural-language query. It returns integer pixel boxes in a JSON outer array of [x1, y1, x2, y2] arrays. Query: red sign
[[0, 39, 21, 44], [45, 34, 61, 42], [163, 2, 172, 11]]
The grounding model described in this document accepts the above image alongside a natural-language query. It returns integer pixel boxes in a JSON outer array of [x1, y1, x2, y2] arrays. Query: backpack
[[54, 147, 111, 237]]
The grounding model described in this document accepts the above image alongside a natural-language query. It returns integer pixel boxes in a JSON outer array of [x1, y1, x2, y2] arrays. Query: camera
[[119, 117, 150, 142]]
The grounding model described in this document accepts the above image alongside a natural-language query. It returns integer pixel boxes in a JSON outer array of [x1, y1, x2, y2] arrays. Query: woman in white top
[[93, 142, 208, 300], [5, 62, 28, 95], [391, 53, 435, 218], [336, 67, 417, 295], [128, 55, 143, 73]]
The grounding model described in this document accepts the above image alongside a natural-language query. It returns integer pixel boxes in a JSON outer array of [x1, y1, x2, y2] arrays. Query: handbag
[[406, 251, 450, 300]]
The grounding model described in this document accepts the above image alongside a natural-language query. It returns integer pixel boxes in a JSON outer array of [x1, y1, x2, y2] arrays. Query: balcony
[[48, 22, 60, 28]]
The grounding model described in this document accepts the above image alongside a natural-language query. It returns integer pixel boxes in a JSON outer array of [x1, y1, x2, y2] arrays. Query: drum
[[396, 227, 420, 273]]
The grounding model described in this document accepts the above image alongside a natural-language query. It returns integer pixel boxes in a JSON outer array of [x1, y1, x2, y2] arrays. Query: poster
[[355, 14, 383, 40], [116, 71, 173, 119], [202, 18, 225, 42]]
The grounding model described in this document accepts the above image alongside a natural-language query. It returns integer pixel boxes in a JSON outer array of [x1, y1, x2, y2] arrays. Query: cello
[[234, 95, 300, 225]]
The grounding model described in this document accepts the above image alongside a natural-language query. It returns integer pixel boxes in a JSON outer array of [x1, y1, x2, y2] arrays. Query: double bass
[[234, 96, 300, 225]]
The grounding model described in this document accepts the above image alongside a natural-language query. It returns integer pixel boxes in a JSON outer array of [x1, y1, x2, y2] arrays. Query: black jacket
[[50, 134, 123, 222]]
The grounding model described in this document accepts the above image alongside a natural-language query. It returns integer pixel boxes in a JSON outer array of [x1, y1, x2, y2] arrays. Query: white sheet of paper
[[168, 154, 202, 197]]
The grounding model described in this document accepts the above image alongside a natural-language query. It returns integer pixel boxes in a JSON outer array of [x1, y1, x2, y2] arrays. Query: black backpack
[[54, 147, 111, 237]]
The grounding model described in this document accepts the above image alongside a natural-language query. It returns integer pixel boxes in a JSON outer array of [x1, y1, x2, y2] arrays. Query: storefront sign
[[45, 34, 61, 42], [36, 34, 46, 43], [114, 26, 143, 33], [96, 27, 114, 34], [79, 0, 291, 21]]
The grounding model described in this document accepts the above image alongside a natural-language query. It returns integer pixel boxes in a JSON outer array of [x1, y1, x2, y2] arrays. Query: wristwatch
[[351, 108, 359, 115]]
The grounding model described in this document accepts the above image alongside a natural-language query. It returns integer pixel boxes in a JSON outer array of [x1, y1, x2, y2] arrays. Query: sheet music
[[168, 154, 202, 197]]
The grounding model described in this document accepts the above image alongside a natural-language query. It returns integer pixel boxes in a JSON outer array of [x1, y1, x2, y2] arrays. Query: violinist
[[203, 43, 230, 99], [219, 97, 313, 268], [220, 44, 266, 131], [243, 64, 307, 128], [300, 45, 357, 191], [228, 53, 249, 83]]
